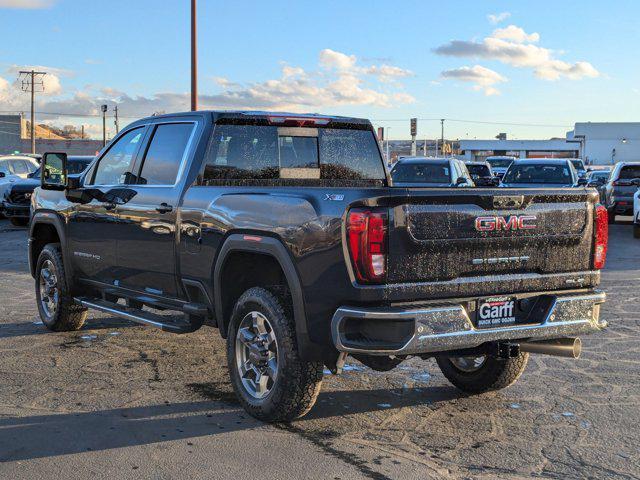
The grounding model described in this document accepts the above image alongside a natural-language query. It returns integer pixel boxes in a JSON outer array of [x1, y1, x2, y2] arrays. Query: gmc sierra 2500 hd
[[30, 111, 608, 422]]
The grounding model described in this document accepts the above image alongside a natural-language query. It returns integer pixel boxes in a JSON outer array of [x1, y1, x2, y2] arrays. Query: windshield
[[618, 165, 640, 180], [503, 163, 573, 184], [486, 157, 514, 169], [590, 171, 609, 181], [466, 164, 490, 178], [391, 162, 451, 183], [571, 159, 586, 171]]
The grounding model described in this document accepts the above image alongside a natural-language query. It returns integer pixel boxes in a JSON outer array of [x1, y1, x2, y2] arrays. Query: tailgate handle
[[493, 195, 524, 209]]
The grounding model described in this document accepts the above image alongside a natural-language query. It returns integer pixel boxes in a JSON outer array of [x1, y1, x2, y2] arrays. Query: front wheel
[[436, 352, 529, 394], [226, 287, 324, 422], [35, 243, 88, 331]]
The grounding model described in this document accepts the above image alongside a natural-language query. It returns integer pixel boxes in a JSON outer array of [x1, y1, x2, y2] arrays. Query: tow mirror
[[41, 152, 68, 190]]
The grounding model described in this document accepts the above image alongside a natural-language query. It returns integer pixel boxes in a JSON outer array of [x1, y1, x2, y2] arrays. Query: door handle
[[156, 203, 173, 214]]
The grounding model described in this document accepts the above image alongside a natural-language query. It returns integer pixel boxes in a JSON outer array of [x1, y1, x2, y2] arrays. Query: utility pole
[[18, 70, 47, 154], [101, 104, 108, 147], [191, 0, 198, 111], [440, 118, 445, 156], [423, 137, 427, 156], [410, 118, 417, 156], [81, 125, 85, 140], [386, 127, 391, 163], [114, 105, 120, 134]]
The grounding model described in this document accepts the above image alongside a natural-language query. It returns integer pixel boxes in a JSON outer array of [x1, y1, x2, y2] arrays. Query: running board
[[74, 297, 198, 334]]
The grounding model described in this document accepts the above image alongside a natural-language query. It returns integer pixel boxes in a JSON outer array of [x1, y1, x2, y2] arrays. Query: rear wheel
[[35, 244, 88, 331], [436, 352, 529, 393], [608, 209, 616, 224], [226, 287, 323, 422], [10, 217, 29, 227], [634, 224, 640, 239]]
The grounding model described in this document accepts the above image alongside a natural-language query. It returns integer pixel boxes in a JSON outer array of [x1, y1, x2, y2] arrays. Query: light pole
[[101, 104, 108, 147], [191, 0, 198, 111], [386, 127, 391, 163]]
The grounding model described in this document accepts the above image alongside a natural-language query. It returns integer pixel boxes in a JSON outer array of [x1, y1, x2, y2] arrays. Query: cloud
[[434, 25, 599, 81], [440, 65, 507, 95], [492, 25, 539, 43], [0, 0, 55, 8], [487, 12, 511, 24], [0, 50, 415, 133]]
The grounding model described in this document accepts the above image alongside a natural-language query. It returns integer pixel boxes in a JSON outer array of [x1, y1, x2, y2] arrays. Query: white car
[[634, 189, 640, 238], [0, 156, 39, 215]]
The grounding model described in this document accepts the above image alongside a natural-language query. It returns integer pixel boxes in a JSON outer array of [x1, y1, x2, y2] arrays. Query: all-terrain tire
[[35, 243, 88, 331], [226, 287, 323, 422], [10, 217, 29, 227], [436, 353, 529, 394]]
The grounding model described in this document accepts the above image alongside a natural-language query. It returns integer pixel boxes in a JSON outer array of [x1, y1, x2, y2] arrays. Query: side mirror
[[0, 171, 5, 178], [41, 152, 68, 190], [456, 177, 467, 186], [577, 178, 588, 186]]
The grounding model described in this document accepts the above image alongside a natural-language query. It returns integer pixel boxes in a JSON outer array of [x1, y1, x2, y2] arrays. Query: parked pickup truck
[[30, 111, 608, 422]]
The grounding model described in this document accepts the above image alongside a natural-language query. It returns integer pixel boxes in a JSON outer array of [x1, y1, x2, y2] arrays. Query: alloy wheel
[[39, 259, 59, 317], [235, 311, 279, 399], [449, 355, 487, 373]]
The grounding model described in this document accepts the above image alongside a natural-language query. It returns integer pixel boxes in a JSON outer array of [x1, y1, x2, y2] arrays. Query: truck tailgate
[[385, 188, 597, 285]]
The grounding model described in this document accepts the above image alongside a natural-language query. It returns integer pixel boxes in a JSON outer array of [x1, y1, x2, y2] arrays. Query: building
[[459, 138, 579, 162], [568, 122, 640, 165], [0, 114, 103, 156]]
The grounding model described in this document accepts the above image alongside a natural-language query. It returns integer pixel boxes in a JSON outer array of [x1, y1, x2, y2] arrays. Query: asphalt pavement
[[0, 218, 638, 479]]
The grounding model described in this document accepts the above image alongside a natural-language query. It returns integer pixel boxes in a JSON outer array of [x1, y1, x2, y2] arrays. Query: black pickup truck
[[30, 111, 608, 422]]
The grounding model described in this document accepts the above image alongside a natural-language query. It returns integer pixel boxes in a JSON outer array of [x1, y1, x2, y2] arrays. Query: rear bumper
[[331, 291, 606, 355]]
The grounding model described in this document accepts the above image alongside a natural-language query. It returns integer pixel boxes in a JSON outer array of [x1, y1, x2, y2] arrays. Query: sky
[[1, 0, 639, 140]]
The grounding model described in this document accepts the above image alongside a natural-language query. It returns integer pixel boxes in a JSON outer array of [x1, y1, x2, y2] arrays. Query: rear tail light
[[267, 115, 331, 127], [347, 208, 388, 284], [593, 205, 608, 269]]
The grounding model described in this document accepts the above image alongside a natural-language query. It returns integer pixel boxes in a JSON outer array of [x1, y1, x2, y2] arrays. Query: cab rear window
[[202, 125, 385, 182]]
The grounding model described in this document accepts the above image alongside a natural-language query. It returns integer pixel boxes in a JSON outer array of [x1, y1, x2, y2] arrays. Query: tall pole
[[18, 70, 46, 154], [191, 0, 198, 111], [440, 119, 445, 156], [386, 127, 391, 164]]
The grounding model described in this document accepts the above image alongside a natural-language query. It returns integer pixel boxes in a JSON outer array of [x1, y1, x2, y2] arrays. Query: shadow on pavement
[[0, 317, 139, 339], [0, 386, 461, 462]]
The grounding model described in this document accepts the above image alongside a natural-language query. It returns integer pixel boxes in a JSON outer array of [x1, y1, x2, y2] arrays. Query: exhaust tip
[[519, 337, 582, 359]]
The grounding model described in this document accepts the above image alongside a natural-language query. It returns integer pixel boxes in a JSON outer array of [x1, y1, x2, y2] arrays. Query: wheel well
[[31, 223, 61, 273], [219, 251, 290, 337]]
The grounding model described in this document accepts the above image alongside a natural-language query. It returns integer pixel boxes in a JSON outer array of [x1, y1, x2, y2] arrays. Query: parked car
[[390, 157, 474, 187], [2, 156, 93, 226], [464, 160, 500, 187], [634, 189, 640, 238], [586, 169, 611, 203], [485, 155, 516, 179], [570, 158, 587, 179], [501, 159, 579, 188], [30, 110, 608, 422], [0, 155, 39, 216], [604, 161, 640, 223]]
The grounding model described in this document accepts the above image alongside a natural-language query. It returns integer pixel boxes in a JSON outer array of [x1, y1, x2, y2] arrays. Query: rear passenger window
[[138, 123, 195, 185]]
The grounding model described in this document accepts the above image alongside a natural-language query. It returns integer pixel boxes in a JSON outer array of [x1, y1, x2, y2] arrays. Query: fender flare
[[213, 234, 320, 360], [29, 211, 69, 280]]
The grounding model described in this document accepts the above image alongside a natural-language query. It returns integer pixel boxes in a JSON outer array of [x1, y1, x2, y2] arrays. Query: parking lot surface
[[0, 219, 638, 479]]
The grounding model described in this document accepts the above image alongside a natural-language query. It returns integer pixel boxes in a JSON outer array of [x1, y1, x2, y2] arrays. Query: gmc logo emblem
[[475, 215, 537, 231]]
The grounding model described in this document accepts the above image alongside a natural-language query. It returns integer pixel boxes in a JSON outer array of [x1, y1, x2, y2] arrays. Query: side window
[[202, 125, 278, 181], [0, 161, 9, 174], [278, 135, 318, 169], [138, 123, 195, 185], [91, 127, 145, 186]]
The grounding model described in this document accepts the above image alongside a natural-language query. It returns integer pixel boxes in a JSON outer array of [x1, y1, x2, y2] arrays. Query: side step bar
[[74, 297, 202, 334]]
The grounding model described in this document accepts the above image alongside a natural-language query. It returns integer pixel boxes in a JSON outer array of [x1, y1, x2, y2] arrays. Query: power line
[[370, 117, 572, 128]]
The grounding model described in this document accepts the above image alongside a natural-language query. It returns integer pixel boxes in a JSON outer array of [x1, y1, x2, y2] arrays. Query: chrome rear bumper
[[331, 291, 606, 356]]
